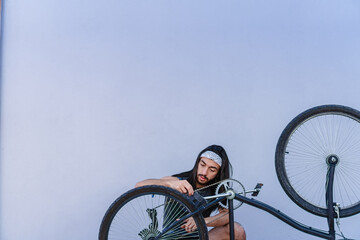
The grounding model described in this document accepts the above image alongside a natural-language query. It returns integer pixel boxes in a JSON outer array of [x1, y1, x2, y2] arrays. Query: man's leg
[[208, 222, 246, 240]]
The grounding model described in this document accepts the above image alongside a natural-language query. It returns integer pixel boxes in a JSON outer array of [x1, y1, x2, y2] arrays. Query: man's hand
[[167, 179, 194, 196], [181, 217, 197, 233], [135, 177, 194, 196]]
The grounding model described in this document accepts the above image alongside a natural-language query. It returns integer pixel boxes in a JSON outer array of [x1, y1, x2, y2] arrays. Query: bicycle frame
[[155, 162, 338, 240], [230, 194, 333, 239], [226, 160, 338, 240]]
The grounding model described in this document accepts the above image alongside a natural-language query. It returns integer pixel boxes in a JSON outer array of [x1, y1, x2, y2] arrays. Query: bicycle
[[99, 104, 360, 240]]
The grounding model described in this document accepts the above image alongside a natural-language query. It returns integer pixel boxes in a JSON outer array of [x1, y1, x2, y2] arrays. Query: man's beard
[[196, 174, 209, 186]]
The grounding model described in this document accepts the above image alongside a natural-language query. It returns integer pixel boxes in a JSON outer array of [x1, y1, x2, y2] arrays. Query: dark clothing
[[162, 180, 211, 240], [161, 175, 219, 239], [175, 176, 215, 218]]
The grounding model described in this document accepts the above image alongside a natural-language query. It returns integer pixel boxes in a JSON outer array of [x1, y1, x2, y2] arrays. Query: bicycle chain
[[153, 178, 230, 210], [194, 178, 231, 192]]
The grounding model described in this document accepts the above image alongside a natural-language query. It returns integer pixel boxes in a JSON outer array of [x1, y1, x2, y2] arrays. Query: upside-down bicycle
[[99, 105, 360, 240]]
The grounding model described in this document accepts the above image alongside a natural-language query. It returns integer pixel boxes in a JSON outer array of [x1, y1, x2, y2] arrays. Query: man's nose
[[199, 168, 207, 175]]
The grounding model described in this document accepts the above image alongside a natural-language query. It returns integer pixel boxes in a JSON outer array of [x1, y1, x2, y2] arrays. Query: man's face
[[196, 157, 220, 187]]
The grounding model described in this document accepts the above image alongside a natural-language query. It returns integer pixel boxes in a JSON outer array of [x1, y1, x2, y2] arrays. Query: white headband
[[200, 151, 222, 167]]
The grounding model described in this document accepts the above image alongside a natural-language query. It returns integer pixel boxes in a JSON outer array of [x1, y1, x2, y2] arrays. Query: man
[[135, 145, 246, 240]]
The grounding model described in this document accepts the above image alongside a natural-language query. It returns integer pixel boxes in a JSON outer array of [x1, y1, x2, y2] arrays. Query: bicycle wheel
[[99, 185, 208, 240], [275, 105, 360, 217]]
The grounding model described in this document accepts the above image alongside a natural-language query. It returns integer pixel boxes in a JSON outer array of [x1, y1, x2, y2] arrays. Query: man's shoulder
[[176, 176, 188, 181], [172, 171, 191, 181]]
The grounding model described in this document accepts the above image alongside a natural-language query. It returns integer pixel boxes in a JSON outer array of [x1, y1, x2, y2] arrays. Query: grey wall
[[1, 0, 360, 239]]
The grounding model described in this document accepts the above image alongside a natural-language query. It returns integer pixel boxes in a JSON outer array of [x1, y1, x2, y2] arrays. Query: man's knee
[[208, 222, 246, 240], [234, 222, 246, 240]]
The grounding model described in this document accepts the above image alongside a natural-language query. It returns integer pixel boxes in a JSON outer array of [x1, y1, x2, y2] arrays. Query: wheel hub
[[138, 229, 161, 240], [326, 154, 339, 166]]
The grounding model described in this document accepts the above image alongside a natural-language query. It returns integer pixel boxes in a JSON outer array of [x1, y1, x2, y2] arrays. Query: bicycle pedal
[[251, 183, 263, 197]]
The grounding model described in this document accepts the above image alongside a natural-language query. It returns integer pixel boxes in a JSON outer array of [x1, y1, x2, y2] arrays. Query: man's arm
[[181, 208, 229, 232], [134, 176, 174, 188], [204, 208, 229, 227], [135, 176, 194, 196]]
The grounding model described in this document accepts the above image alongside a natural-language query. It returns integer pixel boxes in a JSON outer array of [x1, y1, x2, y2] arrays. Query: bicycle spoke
[[100, 186, 207, 240]]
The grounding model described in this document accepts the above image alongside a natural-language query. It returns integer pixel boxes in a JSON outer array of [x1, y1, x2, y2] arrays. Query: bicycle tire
[[275, 105, 360, 217], [99, 185, 208, 240]]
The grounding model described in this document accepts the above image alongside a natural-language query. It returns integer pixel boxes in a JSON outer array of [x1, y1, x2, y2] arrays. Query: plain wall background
[[1, 0, 360, 239]]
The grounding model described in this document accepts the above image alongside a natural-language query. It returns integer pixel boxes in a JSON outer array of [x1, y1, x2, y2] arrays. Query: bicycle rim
[[276, 105, 360, 217], [99, 186, 208, 240]]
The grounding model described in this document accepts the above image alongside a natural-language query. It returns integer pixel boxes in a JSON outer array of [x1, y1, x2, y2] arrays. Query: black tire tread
[[275, 104, 360, 217], [99, 185, 208, 240]]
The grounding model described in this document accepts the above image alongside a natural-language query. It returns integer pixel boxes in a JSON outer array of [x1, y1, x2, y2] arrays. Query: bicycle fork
[[326, 155, 338, 240], [228, 198, 235, 240]]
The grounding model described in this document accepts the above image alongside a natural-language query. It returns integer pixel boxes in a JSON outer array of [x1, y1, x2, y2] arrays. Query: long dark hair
[[173, 145, 233, 216]]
